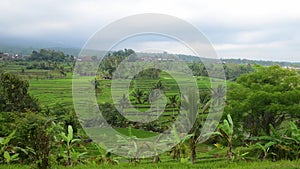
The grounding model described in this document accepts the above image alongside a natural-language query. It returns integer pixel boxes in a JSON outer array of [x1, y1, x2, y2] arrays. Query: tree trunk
[[228, 143, 233, 161], [67, 147, 72, 166], [153, 152, 159, 163], [190, 137, 196, 164]]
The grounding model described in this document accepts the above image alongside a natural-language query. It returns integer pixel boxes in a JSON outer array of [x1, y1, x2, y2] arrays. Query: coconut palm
[[153, 80, 164, 90], [167, 95, 179, 117], [130, 88, 145, 104]]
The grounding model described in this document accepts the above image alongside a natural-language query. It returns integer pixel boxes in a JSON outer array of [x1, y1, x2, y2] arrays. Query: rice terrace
[[1, 1, 300, 168], [0, 48, 299, 169]]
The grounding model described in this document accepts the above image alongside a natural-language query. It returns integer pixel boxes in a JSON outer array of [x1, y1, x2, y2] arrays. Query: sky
[[1, 0, 300, 62]]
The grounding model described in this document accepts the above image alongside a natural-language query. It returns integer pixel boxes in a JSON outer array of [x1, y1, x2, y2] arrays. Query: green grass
[[1, 160, 299, 169], [29, 76, 74, 109], [115, 128, 158, 138], [84, 127, 158, 140]]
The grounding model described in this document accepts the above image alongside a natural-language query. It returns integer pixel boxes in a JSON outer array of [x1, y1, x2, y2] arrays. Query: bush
[[15, 112, 59, 168]]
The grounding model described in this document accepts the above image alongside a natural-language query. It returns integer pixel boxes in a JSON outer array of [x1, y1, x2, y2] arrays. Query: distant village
[[0, 52, 27, 61]]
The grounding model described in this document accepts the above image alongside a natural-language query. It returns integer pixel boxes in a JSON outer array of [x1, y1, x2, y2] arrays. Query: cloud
[[0, 0, 300, 61]]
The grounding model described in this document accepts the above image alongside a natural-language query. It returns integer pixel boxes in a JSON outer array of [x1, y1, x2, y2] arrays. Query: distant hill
[[0, 45, 81, 57], [1, 45, 299, 67], [221, 58, 300, 67]]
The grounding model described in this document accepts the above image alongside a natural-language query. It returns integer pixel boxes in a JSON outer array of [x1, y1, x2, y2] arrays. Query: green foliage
[[0, 130, 20, 164], [2, 159, 300, 169], [223, 63, 254, 81], [133, 68, 161, 79], [89, 143, 119, 165], [99, 103, 128, 128], [255, 142, 277, 160], [99, 49, 136, 78], [0, 72, 40, 112], [153, 80, 164, 90], [59, 125, 86, 166], [188, 62, 253, 80], [226, 65, 300, 136], [253, 122, 300, 160], [1, 53, 300, 167], [130, 88, 145, 104], [213, 114, 234, 160], [167, 95, 179, 117], [169, 127, 193, 162], [15, 112, 57, 168], [44, 104, 81, 136], [28, 49, 74, 62]]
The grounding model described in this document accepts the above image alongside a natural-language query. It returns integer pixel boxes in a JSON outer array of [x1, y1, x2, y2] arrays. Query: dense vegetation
[[0, 49, 299, 168]]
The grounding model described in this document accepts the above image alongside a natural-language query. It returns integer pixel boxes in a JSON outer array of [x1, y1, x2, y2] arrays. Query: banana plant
[[255, 142, 277, 160], [169, 126, 193, 162], [111, 126, 142, 165], [60, 125, 85, 166], [208, 114, 234, 160], [91, 143, 119, 165], [254, 122, 300, 160], [286, 122, 300, 145]]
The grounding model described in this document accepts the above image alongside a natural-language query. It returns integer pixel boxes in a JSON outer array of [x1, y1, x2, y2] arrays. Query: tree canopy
[[28, 49, 74, 62], [226, 65, 300, 136]]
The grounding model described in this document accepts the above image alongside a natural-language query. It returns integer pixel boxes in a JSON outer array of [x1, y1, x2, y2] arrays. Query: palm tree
[[167, 95, 179, 117], [153, 80, 164, 90], [130, 88, 145, 104]]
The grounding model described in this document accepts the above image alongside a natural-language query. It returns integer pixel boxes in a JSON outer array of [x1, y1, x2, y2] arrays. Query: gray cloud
[[0, 0, 300, 61]]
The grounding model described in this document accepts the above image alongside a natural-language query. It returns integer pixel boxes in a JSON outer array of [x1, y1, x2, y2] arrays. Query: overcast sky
[[1, 0, 300, 62]]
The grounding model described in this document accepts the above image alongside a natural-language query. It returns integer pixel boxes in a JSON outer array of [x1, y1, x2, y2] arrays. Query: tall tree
[[226, 65, 300, 136]]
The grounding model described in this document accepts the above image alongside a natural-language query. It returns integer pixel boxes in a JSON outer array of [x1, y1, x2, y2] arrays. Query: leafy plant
[[255, 142, 277, 160], [0, 130, 20, 164], [59, 125, 86, 166], [130, 88, 145, 104], [90, 143, 119, 165], [232, 150, 250, 161], [253, 122, 300, 161], [169, 127, 193, 162], [16, 112, 57, 169], [209, 114, 234, 161]]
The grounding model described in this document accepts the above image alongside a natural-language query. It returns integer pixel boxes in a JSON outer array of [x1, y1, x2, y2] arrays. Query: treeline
[[97, 49, 254, 80], [27, 49, 75, 62], [98, 49, 136, 78], [188, 62, 253, 80], [222, 58, 300, 67]]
